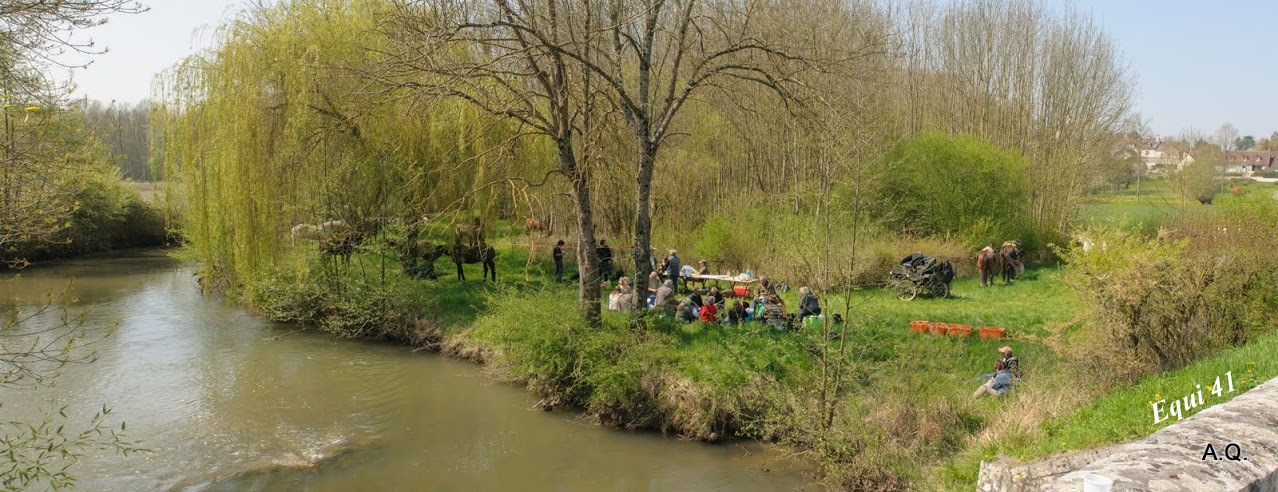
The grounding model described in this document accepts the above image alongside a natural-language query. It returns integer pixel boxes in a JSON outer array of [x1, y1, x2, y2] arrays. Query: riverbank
[[242, 238, 1080, 488], [242, 227, 1278, 489]]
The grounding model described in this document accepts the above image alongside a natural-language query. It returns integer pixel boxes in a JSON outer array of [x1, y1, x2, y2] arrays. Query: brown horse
[[524, 217, 544, 235], [454, 218, 485, 248], [451, 243, 496, 281], [398, 238, 447, 278], [977, 246, 997, 287], [998, 240, 1023, 284], [320, 231, 364, 266]]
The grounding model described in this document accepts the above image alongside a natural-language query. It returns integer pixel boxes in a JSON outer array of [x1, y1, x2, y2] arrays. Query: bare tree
[[0, 0, 147, 68], [375, 0, 611, 327], [1214, 122, 1239, 152]]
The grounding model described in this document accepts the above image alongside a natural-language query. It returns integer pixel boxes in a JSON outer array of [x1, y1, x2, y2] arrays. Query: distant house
[[1223, 151, 1278, 176], [1127, 136, 1193, 173]]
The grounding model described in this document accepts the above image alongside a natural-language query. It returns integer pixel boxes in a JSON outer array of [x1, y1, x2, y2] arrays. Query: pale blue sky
[[69, 0, 1275, 138]]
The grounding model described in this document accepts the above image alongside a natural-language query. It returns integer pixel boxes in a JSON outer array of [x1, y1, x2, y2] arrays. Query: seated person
[[688, 289, 704, 309], [699, 301, 718, 323], [608, 277, 634, 311], [798, 286, 821, 318], [675, 298, 698, 323], [652, 279, 676, 314], [973, 346, 1021, 398], [706, 287, 724, 309], [726, 301, 748, 324]]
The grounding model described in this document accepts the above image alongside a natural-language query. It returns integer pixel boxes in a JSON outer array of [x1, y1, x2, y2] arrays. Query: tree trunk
[[564, 145, 601, 329], [631, 144, 656, 313]]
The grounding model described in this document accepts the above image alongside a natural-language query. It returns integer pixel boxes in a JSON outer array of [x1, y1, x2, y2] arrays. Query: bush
[[872, 132, 1033, 244], [1055, 226, 1277, 381]]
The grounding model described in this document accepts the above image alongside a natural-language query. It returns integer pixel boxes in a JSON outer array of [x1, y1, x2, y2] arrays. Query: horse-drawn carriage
[[887, 252, 955, 301]]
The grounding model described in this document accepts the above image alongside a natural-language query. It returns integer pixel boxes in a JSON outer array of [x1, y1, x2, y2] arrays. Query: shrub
[[1055, 226, 1277, 381], [872, 132, 1032, 243]]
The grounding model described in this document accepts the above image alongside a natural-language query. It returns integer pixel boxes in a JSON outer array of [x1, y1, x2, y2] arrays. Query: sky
[[67, 0, 1275, 139]]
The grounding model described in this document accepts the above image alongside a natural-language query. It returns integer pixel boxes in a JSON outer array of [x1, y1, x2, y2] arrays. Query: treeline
[[0, 5, 166, 267], [76, 99, 155, 181], [158, 0, 1132, 297]]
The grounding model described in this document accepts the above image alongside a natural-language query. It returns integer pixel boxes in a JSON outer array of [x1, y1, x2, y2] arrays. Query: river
[[0, 251, 809, 491]]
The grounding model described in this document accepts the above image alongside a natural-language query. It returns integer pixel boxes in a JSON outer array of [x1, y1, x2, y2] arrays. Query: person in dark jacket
[[664, 250, 681, 291], [688, 289, 704, 309], [798, 286, 821, 318], [553, 240, 566, 282], [597, 239, 613, 282], [727, 301, 748, 325]]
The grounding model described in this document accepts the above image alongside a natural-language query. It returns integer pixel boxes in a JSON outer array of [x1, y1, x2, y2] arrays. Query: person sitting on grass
[[706, 286, 723, 309], [688, 288, 704, 309], [676, 297, 698, 323], [653, 279, 675, 314], [973, 346, 1021, 398], [699, 299, 718, 324], [726, 301, 748, 325], [798, 286, 821, 318], [608, 276, 634, 311]]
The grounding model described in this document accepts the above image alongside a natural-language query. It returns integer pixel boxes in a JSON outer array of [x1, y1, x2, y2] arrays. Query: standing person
[[597, 239, 614, 282], [665, 249, 681, 292], [646, 271, 661, 307], [553, 239, 566, 283]]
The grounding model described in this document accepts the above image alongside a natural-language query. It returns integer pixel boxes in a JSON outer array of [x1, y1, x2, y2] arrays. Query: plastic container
[[803, 315, 821, 330], [927, 322, 948, 335], [909, 320, 929, 333], [978, 326, 1006, 339], [733, 285, 750, 297], [947, 324, 973, 337], [1082, 473, 1113, 492]]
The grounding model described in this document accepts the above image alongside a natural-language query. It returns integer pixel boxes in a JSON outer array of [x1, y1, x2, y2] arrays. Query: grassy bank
[[233, 179, 1278, 489], [243, 232, 1089, 488]]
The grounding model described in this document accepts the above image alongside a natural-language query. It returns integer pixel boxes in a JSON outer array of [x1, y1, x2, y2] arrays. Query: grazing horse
[[292, 220, 350, 246], [977, 246, 997, 287], [998, 240, 1023, 284], [399, 238, 447, 279], [320, 231, 364, 266], [450, 243, 496, 281], [454, 218, 485, 248], [524, 217, 544, 235]]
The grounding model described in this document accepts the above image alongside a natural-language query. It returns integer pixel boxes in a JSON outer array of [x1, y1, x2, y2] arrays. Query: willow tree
[[157, 0, 531, 283], [377, 0, 611, 327]]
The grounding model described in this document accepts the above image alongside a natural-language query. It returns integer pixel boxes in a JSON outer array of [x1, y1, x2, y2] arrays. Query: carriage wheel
[[932, 282, 950, 299], [891, 279, 918, 301]]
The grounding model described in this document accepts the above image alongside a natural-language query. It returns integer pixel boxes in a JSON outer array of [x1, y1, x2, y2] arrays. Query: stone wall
[[977, 376, 1278, 491]]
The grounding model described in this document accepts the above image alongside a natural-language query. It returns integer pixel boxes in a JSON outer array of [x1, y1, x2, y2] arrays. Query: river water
[[0, 251, 808, 491]]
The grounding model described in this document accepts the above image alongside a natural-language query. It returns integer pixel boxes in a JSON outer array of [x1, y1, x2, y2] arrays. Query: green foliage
[[873, 132, 1032, 245], [1175, 159, 1222, 203], [1056, 225, 1277, 381], [0, 405, 145, 490]]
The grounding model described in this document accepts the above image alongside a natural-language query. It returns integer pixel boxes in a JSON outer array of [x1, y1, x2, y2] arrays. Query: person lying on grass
[[973, 346, 1021, 398]]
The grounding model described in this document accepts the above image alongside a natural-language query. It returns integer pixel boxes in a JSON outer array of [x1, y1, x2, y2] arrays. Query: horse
[[320, 231, 364, 267], [524, 217, 544, 235], [399, 238, 447, 279], [291, 220, 350, 246], [977, 246, 997, 287], [450, 243, 496, 281], [454, 218, 485, 249], [998, 240, 1023, 284]]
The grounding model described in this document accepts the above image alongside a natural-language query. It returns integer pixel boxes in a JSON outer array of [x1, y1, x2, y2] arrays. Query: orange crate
[[947, 324, 973, 337], [927, 322, 949, 335], [978, 326, 1006, 339], [909, 320, 929, 333]]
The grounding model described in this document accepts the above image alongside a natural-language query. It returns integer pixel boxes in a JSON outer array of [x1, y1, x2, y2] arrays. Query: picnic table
[[684, 274, 758, 295]]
